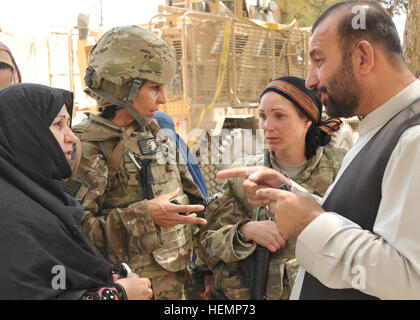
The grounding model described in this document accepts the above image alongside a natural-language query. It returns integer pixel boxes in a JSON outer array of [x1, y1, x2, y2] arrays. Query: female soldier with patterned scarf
[[198, 76, 347, 300]]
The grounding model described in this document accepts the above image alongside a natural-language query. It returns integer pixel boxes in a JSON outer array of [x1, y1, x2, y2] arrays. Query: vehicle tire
[[198, 129, 242, 195]]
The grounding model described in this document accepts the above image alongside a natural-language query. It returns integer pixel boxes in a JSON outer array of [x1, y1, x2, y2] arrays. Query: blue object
[[154, 111, 208, 198]]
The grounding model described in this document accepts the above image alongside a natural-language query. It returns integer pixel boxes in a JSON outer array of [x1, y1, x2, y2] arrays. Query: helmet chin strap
[[126, 79, 153, 123], [85, 67, 152, 127]]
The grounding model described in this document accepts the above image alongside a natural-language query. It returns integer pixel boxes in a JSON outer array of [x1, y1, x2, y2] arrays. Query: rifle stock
[[238, 206, 270, 300], [250, 245, 270, 300]]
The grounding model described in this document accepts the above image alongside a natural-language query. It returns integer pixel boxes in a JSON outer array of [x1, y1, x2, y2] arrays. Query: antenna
[[99, 0, 103, 26]]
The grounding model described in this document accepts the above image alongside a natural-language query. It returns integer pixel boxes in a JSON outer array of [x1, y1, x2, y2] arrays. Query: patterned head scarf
[[260, 76, 342, 158]]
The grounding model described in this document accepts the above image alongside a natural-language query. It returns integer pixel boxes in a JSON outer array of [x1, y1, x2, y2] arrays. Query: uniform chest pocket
[[150, 163, 182, 196]]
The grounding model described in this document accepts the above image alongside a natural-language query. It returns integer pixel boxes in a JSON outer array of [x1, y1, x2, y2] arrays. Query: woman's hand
[[115, 273, 153, 300], [239, 220, 287, 252], [147, 188, 207, 228]]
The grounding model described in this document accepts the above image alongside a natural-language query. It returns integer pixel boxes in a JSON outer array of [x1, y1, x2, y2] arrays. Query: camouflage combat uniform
[[69, 25, 205, 300], [71, 114, 204, 299], [198, 145, 346, 300]]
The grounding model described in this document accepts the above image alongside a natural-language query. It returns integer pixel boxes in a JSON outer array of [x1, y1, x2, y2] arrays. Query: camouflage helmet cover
[[88, 25, 176, 86]]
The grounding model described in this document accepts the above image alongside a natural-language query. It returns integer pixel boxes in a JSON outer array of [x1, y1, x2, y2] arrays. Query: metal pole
[[100, 0, 103, 26]]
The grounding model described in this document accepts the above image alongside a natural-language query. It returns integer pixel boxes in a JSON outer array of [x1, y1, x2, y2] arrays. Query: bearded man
[[218, 1, 420, 299]]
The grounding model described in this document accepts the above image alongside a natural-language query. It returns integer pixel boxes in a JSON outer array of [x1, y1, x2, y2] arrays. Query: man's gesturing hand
[[256, 188, 325, 239], [217, 166, 291, 206]]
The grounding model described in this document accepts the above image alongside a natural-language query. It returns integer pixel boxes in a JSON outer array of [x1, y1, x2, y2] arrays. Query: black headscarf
[[0, 83, 112, 299]]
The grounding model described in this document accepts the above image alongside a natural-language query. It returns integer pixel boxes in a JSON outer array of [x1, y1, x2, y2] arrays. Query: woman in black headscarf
[[0, 83, 152, 300]]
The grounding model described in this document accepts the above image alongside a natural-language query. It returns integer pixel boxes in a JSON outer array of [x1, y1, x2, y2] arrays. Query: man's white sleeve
[[296, 126, 420, 299]]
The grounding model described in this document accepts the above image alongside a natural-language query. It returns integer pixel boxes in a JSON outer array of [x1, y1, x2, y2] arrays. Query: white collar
[[359, 79, 420, 137]]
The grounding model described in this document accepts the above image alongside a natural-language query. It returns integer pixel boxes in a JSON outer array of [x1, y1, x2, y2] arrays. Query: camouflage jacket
[[198, 145, 346, 300], [70, 113, 205, 279]]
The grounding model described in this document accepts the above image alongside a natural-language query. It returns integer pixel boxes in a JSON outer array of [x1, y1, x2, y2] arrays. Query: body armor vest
[[72, 113, 196, 275]]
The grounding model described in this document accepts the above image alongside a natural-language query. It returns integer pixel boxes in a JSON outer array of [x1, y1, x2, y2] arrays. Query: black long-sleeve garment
[[0, 83, 113, 299]]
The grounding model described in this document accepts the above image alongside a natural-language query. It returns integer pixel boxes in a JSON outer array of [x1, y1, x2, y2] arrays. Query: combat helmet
[[84, 25, 176, 124]]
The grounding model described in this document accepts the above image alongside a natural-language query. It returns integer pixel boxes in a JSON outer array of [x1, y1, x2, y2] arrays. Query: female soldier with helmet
[[70, 25, 207, 299]]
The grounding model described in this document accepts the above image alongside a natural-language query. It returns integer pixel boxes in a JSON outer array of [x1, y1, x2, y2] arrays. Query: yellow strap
[[250, 18, 297, 31], [191, 17, 233, 146]]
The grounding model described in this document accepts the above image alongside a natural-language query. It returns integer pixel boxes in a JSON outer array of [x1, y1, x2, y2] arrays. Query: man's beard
[[316, 55, 361, 118]]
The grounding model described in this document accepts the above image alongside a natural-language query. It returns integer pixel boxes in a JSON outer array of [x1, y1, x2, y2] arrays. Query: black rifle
[[242, 184, 291, 299], [213, 289, 229, 300], [239, 206, 270, 300]]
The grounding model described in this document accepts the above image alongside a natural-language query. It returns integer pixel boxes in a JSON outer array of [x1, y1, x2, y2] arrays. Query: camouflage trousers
[[151, 269, 188, 300]]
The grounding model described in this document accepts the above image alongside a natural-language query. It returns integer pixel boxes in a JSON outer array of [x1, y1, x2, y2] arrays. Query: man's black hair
[[312, 1, 404, 63], [0, 62, 13, 72]]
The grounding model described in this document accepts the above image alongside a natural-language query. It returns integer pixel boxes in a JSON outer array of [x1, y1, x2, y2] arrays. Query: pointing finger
[[256, 188, 284, 201], [217, 167, 262, 179]]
